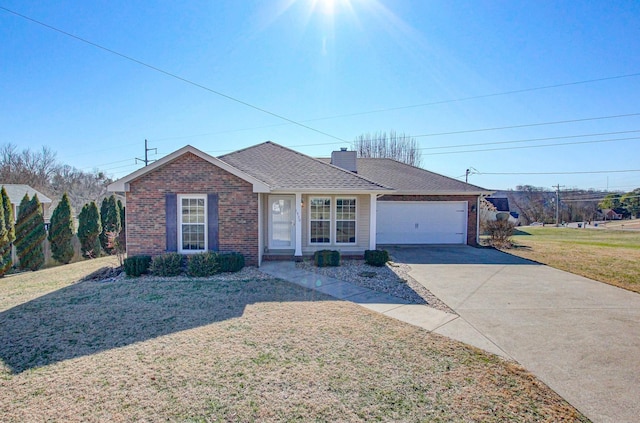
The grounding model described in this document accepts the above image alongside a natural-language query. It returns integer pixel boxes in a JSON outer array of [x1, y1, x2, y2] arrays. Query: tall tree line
[[0, 143, 112, 214], [352, 131, 423, 168]]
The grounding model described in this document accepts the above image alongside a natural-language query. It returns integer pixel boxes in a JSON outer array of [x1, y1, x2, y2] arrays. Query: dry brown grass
[[0, 259, 588, 422], [505, 227, 640, 293]]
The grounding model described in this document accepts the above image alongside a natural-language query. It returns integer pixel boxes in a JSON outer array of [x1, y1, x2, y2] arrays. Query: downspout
[[476, 195, 482, 246], [294, 192, 302, 258], [370, 193, 384, 250], [257, 193, 263, 266]]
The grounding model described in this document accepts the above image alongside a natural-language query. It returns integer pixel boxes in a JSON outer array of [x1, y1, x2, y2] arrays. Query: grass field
[[0, 258, 588, 422], [505, 227, 640, 293]]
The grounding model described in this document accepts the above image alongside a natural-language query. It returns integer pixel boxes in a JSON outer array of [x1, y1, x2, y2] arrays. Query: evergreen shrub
[[187, 252, 219, 277], [364, 249, 389, 267], [219, 252, 245, 273], [123, 255, 151, 277], [314, 250, 340, 267], [150, 253, 183, 277]]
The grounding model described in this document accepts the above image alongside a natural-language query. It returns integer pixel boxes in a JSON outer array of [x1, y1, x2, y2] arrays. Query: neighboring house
[[601, 208, 623, 220], [1, 184, 52, 223], [107, 142, 492, 266], [485, 197, 519, 224]]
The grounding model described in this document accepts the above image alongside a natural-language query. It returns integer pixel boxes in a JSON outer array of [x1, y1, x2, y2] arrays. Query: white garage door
[[376, 201, 468, 244]]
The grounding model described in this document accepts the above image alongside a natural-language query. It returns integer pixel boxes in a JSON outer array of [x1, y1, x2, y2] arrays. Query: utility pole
[[136, 139, 157, 166], [465, 167, 478, 183], [553, 184, 565, 226]]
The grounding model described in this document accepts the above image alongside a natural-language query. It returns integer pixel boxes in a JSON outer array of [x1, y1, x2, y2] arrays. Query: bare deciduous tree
[[0, 144, 112, 215], [352, 131, 422, 167]]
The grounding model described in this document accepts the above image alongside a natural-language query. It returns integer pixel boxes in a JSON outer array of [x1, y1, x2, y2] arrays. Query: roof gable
[[219, 142, 391, 192], [107, 145, 271, 193], [485, 197, 510, 212], [1, 184, 52, 204]]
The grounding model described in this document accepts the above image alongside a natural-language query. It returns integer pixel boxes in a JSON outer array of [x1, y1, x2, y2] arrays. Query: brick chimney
[[330, 147, 357, 173]]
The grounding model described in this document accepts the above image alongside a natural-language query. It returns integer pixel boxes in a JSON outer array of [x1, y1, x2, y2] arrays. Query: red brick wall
[[378, 195, 479, 246], [126, 152, 259, 265]]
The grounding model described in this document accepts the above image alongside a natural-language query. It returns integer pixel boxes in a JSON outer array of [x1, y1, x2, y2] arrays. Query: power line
[[478, 169, 640, 176], [0, 6, 348, 144], [412, 113, 640, 139], [199, 121, 640, 156], [157, 113, 640, 153], [562, 194, 640, 202], [418, 129, 640, 151], [300, 75, 640, 122], [422, 135, 640, 156]]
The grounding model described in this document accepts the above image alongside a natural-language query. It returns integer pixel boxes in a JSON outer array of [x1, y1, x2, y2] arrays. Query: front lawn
[[0, 258, 587, 422], [504, 227, 640, 293]]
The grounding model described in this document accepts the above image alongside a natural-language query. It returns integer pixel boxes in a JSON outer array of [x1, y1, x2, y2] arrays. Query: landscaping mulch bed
[[296, 259, 455, 313]]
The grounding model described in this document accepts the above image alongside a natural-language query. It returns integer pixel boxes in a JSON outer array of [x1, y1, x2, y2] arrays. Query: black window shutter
[[208, 193, 219, 251], [165, 193, 178, 252]]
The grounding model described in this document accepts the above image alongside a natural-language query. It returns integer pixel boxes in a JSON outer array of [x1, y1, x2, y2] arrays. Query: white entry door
[[268, 195, 296, 249]]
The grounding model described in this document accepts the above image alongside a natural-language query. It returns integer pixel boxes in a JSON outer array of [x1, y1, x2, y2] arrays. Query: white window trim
[[308, 196, 332, 245], [335, 197, 357, 245], [178, 194, 207, 254]]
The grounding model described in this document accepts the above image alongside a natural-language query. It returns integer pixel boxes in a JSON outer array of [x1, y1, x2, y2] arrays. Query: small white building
[[1, 184, 52, 223]]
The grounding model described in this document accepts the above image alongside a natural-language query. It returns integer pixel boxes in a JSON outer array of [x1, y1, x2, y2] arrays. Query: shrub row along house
[[108, 142, 492, 266]]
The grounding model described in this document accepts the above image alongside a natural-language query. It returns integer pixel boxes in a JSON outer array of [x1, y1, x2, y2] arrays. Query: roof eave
[[270, 188, 394, 195], [388, 190, 495, 196]]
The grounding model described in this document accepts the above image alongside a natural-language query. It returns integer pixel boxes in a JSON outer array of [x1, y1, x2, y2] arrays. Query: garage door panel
[[377, 201, 467, 244]]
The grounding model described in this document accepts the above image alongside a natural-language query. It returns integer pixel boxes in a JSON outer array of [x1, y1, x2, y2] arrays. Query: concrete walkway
[[259, 261, 461, 335], [261, 247, 640, 423]]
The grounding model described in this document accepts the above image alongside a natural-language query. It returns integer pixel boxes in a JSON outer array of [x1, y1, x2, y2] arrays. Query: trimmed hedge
[[187, 252, 220, 277], [364, 249, 389, 267], [219, 252, 245, 273], [123, 255, 152, 277], [127, 252, 246, 278], [314, 250, 340, 267], [150, 253, 184, 277]]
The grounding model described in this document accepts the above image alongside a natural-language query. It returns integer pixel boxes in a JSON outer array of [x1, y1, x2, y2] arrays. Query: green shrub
[[364, 249, 389, 267], [314, 250, 340, 267], [123, 255, 151, 277], [0, 186, 15, 275], [77, 201, 102, 259], [48, 193, 75, 265], [219, 252, 245, 273], [187, 252, 220, 277], [100, 195, 122, 254], [150, 253, 184, 277], [15, 194, 46, 271]]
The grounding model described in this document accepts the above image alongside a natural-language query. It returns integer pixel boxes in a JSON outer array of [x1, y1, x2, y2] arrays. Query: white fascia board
[[269, 189, 393, 195], [388, 190, 495, 196], [107, 145, 271, 193]]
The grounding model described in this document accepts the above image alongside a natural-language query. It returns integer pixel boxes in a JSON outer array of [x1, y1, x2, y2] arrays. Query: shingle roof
[[219, 142, 392, 192], [318, 157, 491, 194], [1, 184, 52, 204], [486, 197, 510, 212]]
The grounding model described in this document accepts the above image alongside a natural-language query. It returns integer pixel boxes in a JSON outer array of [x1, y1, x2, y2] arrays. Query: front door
[[268, 195, 295, 249]]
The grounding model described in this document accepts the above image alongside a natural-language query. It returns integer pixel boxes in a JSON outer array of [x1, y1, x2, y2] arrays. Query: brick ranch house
[[108, 142, 492, 266]]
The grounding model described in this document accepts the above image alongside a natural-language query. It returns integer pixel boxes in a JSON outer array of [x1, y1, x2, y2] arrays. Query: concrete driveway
[[388, 245, 640, 423]]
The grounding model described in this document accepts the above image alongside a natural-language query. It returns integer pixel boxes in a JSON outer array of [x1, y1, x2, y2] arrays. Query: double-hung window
[[336, 198, 356, 244], [179, 195, 207, 252], [310, 197, 331, 244]]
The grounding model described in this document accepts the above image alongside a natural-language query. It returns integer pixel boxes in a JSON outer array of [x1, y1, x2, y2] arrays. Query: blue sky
[[1, 0, 639, 192]]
